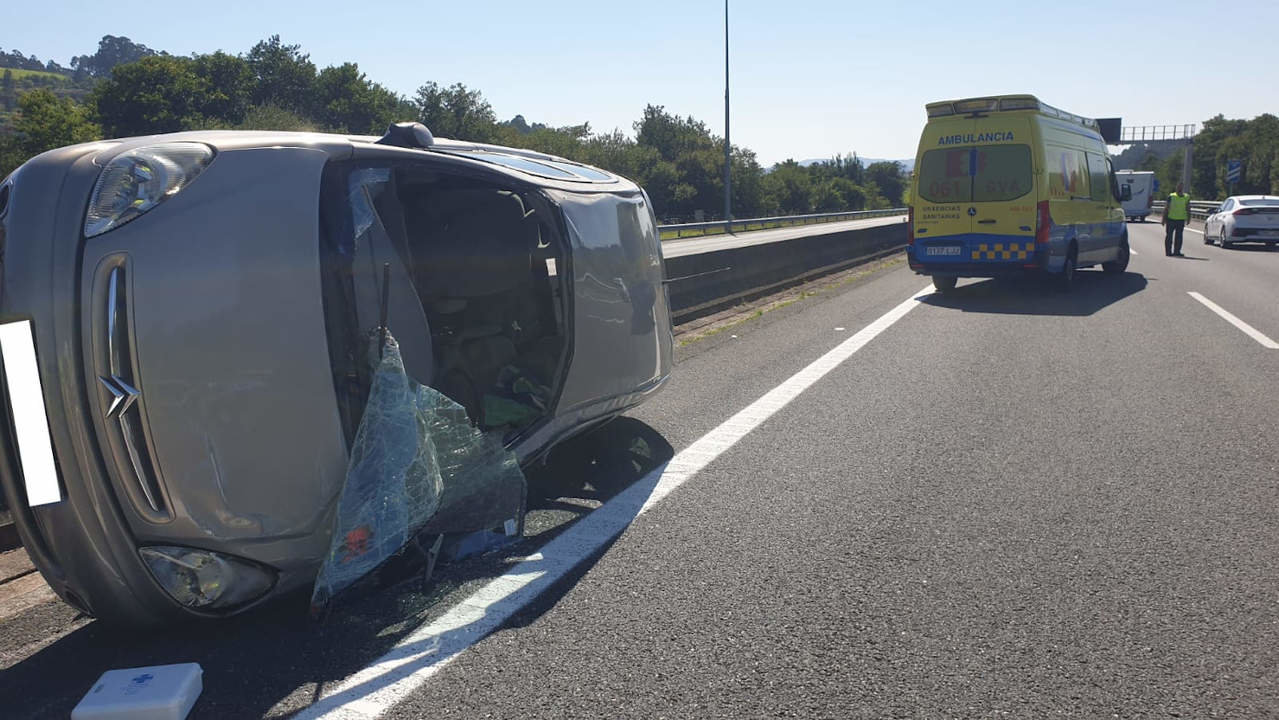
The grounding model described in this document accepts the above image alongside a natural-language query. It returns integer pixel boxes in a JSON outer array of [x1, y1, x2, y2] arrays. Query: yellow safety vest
[[1167, 193, 1190, 221]]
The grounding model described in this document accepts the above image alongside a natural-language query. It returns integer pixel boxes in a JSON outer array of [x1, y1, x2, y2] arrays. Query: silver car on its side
[[0, 123, 672, 624]]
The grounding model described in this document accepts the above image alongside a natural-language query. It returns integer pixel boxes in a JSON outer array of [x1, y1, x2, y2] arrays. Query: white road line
[[1129, 248, 1138, 255], [1188, 292, 1279, 349], [297, 284, 935, 720], [1185, 227, 1203, 234]]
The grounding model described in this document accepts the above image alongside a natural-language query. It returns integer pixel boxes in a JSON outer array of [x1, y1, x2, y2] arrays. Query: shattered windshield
[[312, 331, 526, 612]]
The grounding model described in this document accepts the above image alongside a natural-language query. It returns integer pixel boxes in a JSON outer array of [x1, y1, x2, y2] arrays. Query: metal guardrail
[[1150, 200, 1221, 221], [658, 208, 906, 239]]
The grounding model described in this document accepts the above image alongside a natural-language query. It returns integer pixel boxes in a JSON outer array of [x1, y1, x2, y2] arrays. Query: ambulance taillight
[[1035, 200, 1052, 248]]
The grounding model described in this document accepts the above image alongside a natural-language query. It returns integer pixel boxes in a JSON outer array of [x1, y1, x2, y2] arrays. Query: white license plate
[[0, 320, 62, 506], [925, 246, 962, 256]]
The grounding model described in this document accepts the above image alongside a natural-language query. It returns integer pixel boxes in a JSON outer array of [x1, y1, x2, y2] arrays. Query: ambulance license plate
[[925, 245, 962, 256]]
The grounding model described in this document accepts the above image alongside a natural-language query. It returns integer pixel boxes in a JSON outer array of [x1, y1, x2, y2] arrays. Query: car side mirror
[[1119, 185, 1132, 202]]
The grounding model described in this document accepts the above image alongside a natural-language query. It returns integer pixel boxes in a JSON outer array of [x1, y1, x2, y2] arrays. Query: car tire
[[1222, 237, 1233, 249], [932, 276, 957, 293], [1102, 236, 1129, 275], [1057, 246, 1077, 292]]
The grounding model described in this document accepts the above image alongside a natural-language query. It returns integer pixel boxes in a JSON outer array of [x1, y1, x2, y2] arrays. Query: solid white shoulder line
[[1188, 291, 1279, 349], [296, 283, 935, 720]]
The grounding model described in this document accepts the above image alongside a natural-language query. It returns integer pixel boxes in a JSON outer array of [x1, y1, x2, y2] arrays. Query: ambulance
[[906, 95, 1132, 292]]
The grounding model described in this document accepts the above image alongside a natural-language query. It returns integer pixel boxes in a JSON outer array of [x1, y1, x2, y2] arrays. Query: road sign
[[1227, 159, 1243, 184]]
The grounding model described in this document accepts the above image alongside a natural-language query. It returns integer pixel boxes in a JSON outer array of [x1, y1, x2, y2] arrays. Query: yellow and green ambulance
[[907, 95, 1131, 292]]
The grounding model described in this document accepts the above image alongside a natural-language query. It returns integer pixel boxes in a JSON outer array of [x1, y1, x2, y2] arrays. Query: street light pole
[[723, 0, 732, 233]]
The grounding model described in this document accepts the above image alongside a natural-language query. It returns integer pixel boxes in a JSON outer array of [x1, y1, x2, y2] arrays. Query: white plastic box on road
[[71, 663, 203, 720]]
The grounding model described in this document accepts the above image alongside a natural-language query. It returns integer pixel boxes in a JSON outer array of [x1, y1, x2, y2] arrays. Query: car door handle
[[977, 219, 996, 225]]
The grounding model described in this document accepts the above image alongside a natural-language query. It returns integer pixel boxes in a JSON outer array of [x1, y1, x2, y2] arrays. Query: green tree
[[70, 35, 160, 77], [412, 82, 497, 141], [235, 104, 320, 132], [11, 89, 99, 154], [311, 63, 402, 133], [1, 69, 14, 112], [191, 52, 254, 126], [91, 56, 207, 136], [634, 105, 715, 162], [763, 160, 814, 214], [864, 161, 905, 206], [246, 36, 316, 113]]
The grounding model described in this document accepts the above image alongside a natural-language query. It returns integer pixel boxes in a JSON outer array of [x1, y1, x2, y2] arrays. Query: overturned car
[[0, 123, 672, 624]]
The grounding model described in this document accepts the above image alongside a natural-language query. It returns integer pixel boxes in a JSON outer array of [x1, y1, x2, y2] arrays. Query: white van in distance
[[1116, 170, 1156, 222]]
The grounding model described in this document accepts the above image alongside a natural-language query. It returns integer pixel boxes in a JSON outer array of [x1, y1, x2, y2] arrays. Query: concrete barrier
[[664, 221, 907, 323]]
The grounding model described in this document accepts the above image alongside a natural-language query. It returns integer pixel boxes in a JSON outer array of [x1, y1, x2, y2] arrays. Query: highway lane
[[1126, 219, 1279, 345], [662, 215, 906, 259], [342, 228, 1279, 717], [3, 223, 1278, 717]]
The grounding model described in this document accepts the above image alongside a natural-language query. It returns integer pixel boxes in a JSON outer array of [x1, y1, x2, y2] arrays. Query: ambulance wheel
[[932, 276, 957, 293], [1057, 247, 1077, 291], [1102, 237, 1129, 275]]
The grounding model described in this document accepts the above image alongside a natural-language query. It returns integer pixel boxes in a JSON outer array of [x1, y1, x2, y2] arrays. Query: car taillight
[[1233, 208, 1256, 216], [907, 206, 914, 246], [1147, 193, 1153, 209], [1035, 200, 1051, 248]]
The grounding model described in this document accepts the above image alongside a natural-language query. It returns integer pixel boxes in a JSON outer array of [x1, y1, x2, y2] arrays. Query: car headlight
[[139, 546, 275, 611], [85, 143, 214, 238]]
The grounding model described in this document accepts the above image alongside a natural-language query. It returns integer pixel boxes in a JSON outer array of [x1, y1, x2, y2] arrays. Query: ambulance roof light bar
[[925, 95, 1099, 130]]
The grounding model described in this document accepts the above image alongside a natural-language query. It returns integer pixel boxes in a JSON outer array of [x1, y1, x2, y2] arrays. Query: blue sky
[[6, 0, 1277, 165]]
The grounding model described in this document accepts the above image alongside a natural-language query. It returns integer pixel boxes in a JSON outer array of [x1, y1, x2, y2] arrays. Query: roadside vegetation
[[1111, 114, 1279, 200], [4, 36, 1274, 219], [1, 35, 906, 221]]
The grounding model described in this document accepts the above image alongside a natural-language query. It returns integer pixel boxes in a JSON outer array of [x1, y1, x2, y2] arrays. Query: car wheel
[[1102, 236, 1129, 275], [1221, 236, 1233, 249], [1057, 246, 1077, 292], [932, 276, 957, 293], [1203, 226, 1212, 244]]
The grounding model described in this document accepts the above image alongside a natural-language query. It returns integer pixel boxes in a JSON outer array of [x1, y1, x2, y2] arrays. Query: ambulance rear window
[[973, 146, 1032, 202], [918, 145, 1032, 203]]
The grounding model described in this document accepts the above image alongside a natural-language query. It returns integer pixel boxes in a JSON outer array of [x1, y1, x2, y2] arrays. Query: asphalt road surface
[[2, 220, 1277, 718]]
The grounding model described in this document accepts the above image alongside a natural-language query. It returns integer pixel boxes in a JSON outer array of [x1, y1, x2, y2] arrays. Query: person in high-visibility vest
[[1163, 182, 1190, 256]]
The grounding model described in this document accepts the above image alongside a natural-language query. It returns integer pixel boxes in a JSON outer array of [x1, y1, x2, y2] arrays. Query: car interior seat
[[410, 188, 538, 425]]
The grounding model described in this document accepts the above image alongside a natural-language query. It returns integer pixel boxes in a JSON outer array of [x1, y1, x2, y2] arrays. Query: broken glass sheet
[[311, 331, 526, 611]]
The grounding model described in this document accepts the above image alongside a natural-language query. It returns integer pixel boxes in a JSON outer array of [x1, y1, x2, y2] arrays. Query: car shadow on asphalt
[[920, 270, 1148, 316], [0, 417, 674, 719]]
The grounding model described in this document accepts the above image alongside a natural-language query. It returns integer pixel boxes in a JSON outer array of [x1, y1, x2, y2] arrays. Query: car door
[[913, 118, 978, 257], [1214, 199, 1234, 239]]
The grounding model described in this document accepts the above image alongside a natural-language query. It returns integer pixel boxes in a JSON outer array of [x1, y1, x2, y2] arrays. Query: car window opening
[[322, 162, 568, 447]]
